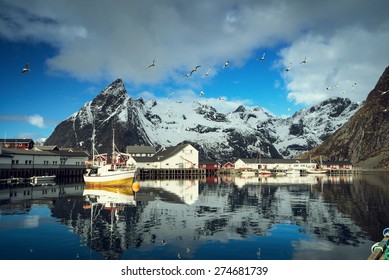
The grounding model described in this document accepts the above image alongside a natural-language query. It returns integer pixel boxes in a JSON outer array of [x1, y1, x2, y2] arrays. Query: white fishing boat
[[83, 128, 137, 188], [306, 169, 328, 174], [306, 155, 328, 174]]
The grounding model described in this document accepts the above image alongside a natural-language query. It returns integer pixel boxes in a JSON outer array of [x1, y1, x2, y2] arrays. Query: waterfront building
[[132, 144, 198, 169]]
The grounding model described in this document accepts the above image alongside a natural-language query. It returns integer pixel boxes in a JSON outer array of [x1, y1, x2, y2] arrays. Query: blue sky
[[1, 0, 389, 140]]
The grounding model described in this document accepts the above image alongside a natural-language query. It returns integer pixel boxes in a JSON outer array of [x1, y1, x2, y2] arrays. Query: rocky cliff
[[300, 66, 389, 169]]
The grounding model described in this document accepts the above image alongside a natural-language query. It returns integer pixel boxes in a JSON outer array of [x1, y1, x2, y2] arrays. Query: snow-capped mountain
[[45, 79, 361, 162]]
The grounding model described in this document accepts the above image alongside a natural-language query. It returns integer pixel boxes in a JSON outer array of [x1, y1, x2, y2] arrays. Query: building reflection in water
[[0, 173, 388, 260]]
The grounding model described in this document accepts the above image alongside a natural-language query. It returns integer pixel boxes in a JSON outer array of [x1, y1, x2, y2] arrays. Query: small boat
[[30, 175, 56, 186], [84, 128, 137, 188], [258, 170, 272, 175], [306, 169, 328, 174]]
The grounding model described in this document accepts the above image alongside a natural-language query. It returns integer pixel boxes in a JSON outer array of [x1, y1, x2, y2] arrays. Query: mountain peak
[[98, 78, 126, 97]]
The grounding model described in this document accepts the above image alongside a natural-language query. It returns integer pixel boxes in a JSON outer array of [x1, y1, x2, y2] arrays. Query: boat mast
[[112, 127, 115, 169], [92, 118, 95, 165]]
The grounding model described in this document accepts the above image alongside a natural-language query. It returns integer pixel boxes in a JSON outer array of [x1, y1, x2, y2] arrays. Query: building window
[[53, 161, 57, 165], [44, 161, 49, 165]]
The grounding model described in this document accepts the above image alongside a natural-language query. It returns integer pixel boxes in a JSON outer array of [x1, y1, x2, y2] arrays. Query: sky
[[0, 0, 389, 141]]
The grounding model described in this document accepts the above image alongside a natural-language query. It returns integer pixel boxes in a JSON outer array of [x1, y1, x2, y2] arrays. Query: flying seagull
[[202, 67, 211, 78], [199, 90, 204, 96], [223, 61, 229, 68], [256, 52, 266, 61], [352, 82, 357, 89], [147, 57, 156, 68], [285, 63, 292, 72], [22, 61, 30, 74], [299, 56, 308, 64], [189, 65, 201, 75]]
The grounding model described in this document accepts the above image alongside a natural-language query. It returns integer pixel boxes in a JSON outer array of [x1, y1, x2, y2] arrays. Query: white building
[[0, 148, 88, 170], [234, 158, 317, 171], [133, 144, 198, 169]]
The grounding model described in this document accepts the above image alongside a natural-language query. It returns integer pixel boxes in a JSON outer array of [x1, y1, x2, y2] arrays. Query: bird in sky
[[202, 67, 211, 78], [22, 61, 30, 74], [285, 63, 292, 72], [223, 61, 229, 68], [218, 97, 225, 101], [352, 82, 357, 89], [189, 65, 201, 75], [326, 85, 331, 90], [256, 52, 266, 61], [147, 57, 156, 68], [299, 56, 308, 64], [199, 90, 204, 96], [167, 91, 174, 98]]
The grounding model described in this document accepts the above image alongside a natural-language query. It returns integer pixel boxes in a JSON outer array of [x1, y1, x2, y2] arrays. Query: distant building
[[234, 158, 353, 171], [234, 158, 316, 171], [199, 161, 220, 175], [0, 139, 34, 150], [0, 148, 88, 170], [132, 144, 198, 169]]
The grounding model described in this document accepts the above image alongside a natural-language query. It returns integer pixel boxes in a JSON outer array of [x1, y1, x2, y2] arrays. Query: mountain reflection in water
[[0, 172, 388, 260]]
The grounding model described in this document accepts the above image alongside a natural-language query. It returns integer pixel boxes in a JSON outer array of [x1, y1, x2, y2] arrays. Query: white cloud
[[26, 114, 45, 128], [1, 0, 388, 106], [278, 26, 389, 105]]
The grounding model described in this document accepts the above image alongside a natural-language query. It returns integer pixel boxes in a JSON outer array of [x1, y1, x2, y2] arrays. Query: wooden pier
[[138, 168, 206, 180]]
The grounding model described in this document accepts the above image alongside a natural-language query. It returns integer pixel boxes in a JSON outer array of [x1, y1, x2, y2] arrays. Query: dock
[[138, 168, 206, 180]]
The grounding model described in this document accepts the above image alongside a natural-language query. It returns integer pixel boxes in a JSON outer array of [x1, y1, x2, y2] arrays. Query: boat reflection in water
[[1, 173, 389, 260], [82, 181, 140, 260]]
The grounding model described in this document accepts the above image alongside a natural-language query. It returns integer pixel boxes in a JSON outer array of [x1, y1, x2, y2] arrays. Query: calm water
[[0, 172, 388, 260]]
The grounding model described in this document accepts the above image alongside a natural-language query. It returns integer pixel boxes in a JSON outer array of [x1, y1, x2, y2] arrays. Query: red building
[[199, 161, 220, 175], [0, 139, 35, 150]]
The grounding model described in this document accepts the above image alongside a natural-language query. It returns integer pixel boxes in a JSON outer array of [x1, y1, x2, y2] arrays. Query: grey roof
[[2, 148, 88, 157], [133, 144, 193, 163], [0, 139, 34, 144], [126, 145, 156, 154], [36, 145, 59, 151], [2, 148, 56, 156]]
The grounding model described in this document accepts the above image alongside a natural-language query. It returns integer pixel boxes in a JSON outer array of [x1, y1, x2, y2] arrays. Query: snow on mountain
[[45, 79, 361, 162]]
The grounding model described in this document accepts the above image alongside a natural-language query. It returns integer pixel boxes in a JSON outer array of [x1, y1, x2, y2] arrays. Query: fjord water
[[0, 172, 388, 260]]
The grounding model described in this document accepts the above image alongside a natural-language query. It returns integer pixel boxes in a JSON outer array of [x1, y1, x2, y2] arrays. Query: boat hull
[[306, 169, 327, 174], [83, 170, 135, 188]]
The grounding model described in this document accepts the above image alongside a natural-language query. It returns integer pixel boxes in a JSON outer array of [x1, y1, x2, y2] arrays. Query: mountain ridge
[[45, 79, 362, 163]]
